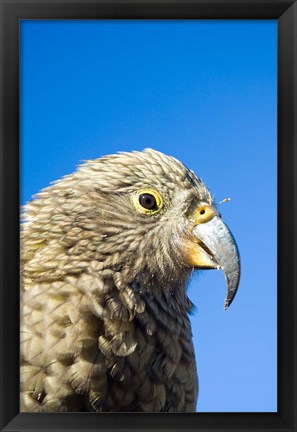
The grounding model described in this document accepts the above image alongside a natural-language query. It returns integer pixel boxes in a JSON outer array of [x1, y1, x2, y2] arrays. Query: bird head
[[23, 148, 240, 309]]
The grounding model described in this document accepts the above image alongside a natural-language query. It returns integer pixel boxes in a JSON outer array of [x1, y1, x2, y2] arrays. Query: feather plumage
[[20, 148, 239, 412]]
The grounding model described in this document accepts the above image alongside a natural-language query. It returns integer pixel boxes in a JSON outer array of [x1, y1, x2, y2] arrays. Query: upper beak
[[192, 214, 241, 310]]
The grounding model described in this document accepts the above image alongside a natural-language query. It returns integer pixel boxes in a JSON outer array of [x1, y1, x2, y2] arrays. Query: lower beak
[[192, 216, 241, 309]]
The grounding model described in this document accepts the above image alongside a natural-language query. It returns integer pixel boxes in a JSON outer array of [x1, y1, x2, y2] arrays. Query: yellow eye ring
[[132, 189, 163, 215]]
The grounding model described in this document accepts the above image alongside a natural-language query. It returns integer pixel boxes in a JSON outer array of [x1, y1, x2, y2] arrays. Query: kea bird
[[20, 149, 240, 412]]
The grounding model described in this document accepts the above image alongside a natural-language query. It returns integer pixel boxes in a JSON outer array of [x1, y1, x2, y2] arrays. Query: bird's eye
[[139, 193, 157, 210], [132, 189, 163, 214]]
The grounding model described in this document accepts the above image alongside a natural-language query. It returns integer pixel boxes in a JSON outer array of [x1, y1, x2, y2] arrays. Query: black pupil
[[139, 193, 157, 210]]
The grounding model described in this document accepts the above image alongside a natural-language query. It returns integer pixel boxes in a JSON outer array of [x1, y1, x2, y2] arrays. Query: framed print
[[0, 1, 296, 432]]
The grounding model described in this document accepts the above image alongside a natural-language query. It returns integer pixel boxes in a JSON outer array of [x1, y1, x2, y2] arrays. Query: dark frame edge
[[1, 0, 297, 431], [0, 412, 295, 432], [277, 2, 297, 432], [0, 0, 21, 431], [0, 0, 297, 20]]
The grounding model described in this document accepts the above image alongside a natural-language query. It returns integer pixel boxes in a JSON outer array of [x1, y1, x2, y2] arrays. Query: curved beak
[[192, 216, 240, 309]]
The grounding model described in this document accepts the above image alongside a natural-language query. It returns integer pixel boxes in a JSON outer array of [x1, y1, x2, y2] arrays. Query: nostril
[[195, 204, 215, 224]]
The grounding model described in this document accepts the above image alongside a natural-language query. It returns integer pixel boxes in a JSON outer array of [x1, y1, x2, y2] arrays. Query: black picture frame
[[0, 1, 296, 431]]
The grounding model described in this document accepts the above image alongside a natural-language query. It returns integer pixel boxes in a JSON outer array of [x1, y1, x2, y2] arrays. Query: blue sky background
[[20, 20, 277, 412]]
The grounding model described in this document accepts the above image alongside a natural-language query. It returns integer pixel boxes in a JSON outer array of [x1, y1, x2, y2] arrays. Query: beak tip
[[224, 277, 240, 310], [224, 298, 232, 310]]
